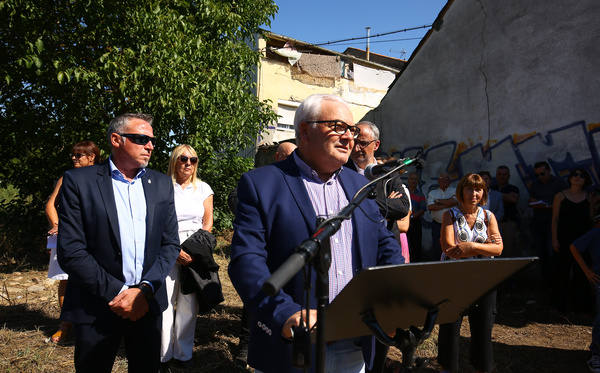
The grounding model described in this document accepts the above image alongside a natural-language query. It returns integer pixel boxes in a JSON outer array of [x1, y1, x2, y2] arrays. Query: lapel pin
[[148, 179, 152, 184]]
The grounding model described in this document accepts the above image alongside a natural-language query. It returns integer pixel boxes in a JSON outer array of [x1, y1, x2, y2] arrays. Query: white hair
[[357, 121, 379, 140], [293, 94, 349, 143]]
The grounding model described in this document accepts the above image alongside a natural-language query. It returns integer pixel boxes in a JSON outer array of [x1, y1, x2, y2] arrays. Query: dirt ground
[[0, 254, 593, 373]]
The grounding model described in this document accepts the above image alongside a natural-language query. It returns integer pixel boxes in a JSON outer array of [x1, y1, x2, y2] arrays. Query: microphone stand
[[262, 156, 421, 373]]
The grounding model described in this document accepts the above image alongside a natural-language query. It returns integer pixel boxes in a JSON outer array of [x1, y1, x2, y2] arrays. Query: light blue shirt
[[109, 158, 148, 289]]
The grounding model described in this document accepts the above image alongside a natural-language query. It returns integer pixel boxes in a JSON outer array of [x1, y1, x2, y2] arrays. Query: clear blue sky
[[266, 0, 448, 60]]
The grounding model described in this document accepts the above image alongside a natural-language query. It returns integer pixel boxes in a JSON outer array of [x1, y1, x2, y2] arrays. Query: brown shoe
[[50, 322, 73, 345]]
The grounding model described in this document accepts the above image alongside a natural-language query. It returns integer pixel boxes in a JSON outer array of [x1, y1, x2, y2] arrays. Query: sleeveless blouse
[[441, 206, 490, 261], [557, 193, 591, 251]]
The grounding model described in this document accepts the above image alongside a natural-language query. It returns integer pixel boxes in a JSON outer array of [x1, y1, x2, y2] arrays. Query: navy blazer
[[57, 162, 180, 323], [228, 153, 404, 373]]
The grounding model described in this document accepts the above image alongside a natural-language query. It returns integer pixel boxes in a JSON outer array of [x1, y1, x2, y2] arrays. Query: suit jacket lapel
[[141, 171, 155, 251], [278, 155, 317, 232], [97, 163, 121, 250]]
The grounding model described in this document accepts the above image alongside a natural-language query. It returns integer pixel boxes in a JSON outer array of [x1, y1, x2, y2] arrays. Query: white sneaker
[[588, 354, 600, 373]]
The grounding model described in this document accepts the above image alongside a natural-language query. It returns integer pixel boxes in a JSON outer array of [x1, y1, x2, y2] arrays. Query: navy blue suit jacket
[[228, 154, 404, 372], [57, 162, 180, 324]]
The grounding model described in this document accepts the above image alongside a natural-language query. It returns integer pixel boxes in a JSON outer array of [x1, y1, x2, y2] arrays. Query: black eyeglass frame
[[354, 139, 378, 149], [118, 133, 156, 146], [71, 153, 86, 159], [306, 120, 360, 138]]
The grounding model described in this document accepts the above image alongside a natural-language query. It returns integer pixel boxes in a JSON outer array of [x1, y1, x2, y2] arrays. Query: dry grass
[[0, 250, 594, 372]]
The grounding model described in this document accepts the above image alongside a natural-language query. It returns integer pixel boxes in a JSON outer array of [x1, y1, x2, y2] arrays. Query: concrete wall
[[364, 0, 600, 193], [362, 0, 600, 256]]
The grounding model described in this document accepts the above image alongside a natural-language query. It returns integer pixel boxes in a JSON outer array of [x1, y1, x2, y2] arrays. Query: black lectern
[[324, 257, 536, 369]]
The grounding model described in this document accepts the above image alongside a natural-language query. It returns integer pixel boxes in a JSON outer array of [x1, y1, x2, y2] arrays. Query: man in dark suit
[[58, 113, 180, 372], [228, 94, 404, 373]]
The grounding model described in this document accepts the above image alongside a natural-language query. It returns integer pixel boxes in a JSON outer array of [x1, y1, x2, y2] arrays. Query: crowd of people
[[43, 94, 600, 373]]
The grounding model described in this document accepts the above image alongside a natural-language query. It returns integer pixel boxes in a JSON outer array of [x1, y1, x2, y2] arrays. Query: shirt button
[[334, 238, 339, 243], [337, 270, 343, 275]]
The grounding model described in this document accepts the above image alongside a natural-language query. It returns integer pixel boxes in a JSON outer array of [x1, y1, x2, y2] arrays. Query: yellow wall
[[256, 37, 391, 145]]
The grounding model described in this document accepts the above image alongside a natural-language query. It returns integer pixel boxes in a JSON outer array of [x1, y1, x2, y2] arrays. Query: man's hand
[[176, 249, 193, 266], [387, 190, 403, 199], [282, 309, 317, 339], [108, 288, 149, 321]]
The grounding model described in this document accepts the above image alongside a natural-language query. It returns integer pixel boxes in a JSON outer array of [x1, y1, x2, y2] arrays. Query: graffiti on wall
[[388, 120, 600, 202], [382, 120, 599, 253]]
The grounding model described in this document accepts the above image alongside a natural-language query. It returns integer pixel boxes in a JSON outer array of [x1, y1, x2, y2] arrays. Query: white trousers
[[160, 263, 199, 362]]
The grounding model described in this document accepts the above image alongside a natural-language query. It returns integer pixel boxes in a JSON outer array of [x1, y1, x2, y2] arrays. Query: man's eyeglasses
[[119, 133, 156, 146], [535, 171, 547, 177], [307, 120, 360, 138], [179, 155, 198, 164], [354, 139, 377, 149], [572, 171, 585, 178]]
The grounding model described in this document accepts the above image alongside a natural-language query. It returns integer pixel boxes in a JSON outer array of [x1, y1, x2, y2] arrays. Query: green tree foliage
[[0, 0, 278, 265]]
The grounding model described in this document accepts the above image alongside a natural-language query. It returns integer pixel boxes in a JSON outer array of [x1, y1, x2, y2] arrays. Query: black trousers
[[407, 218, 423, 262], [430, 221, 442, 261], [438, 290, 497, 372], [74, 311, 161, 373]]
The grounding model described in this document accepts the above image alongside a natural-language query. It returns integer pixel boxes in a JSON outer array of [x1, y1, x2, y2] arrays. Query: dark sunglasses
[[572, 171, 586, 178], [71, 153, 86, 159], [535, 171, 547, 177], [307, 120, 360, 138], [119, 133, 156, 146], [179, 155, 198, 164]]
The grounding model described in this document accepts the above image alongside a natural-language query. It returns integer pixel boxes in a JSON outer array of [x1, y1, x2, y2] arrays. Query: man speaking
[[228, 94, 404, 372]]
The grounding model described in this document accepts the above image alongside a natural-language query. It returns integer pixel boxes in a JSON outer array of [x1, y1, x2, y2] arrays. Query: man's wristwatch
[[138, 282, 154, 301]]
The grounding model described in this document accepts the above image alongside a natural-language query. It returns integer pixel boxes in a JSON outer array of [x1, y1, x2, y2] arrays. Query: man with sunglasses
[[58, 113, 180, 372], [529, 161, 567, 284], [229, 94, 404, 373]]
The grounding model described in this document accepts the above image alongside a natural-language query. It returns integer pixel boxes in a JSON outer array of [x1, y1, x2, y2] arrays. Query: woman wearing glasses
[[161, 144, 214, 368], [45, 140, 100, 344], [551, 168, 593, 312]]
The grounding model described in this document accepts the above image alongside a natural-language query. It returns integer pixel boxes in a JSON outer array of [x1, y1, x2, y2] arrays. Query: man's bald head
[[274, 142, 297, 161]]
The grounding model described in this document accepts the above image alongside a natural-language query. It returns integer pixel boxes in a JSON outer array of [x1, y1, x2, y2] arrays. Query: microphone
[[364, 156, 423, 180]]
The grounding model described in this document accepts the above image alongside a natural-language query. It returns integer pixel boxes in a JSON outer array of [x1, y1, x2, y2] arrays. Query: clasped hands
[[108, 288, 149, 321]]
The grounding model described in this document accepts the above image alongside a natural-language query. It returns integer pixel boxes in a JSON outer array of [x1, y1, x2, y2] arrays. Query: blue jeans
[[326, 339, 365, 373], [592, 285, 600, 355], [254, 339, 365, 373]]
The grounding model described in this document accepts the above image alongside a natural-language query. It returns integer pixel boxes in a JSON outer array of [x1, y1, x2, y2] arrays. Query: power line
[[324, 36, 424, 47], [312, 24, 432, 47]]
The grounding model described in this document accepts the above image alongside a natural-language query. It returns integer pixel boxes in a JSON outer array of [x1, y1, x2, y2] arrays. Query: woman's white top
[[441, 206, 490, 261], [174, 180, 214, 242]]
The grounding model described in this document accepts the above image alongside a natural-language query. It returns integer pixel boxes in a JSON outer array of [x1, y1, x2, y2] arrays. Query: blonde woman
[[161, 144, 214, 367], [45, 140, 100, 344]]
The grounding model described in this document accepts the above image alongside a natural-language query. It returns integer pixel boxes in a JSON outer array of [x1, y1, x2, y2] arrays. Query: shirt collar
[[292, 152, 341, 183], [353, 160, 377, 173], [109, 157, 146, 183]]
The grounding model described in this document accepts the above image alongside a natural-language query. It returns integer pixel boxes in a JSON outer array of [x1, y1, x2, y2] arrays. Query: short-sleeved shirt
[[427, 187, 457, 223], [573, 227, 600, 275], [530, 176, 567, 222], [174, 180, 214, 241]]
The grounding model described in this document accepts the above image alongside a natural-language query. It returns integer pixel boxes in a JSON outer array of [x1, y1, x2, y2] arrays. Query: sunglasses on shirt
[[179, 155, 198, 164], [119, 133, 156, 146]]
